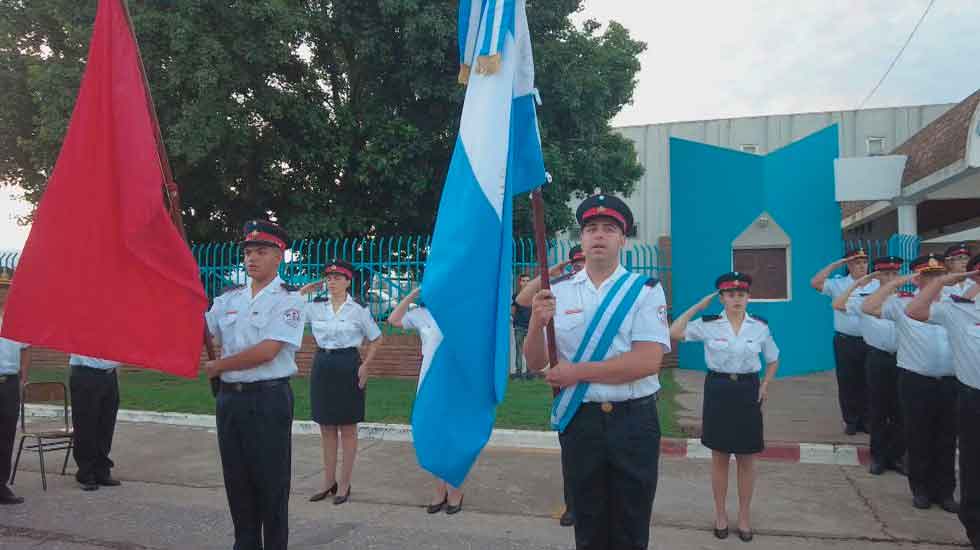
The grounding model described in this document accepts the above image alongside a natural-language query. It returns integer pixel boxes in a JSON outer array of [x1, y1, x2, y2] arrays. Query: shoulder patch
[[312, 295, 329, 303], [644, 277, 661, 288], [218, 284, 244, 297], [749, 314, 768, 325], [280, 283, 299, 292], [701, 314, 721, 322], [897, 291, 914, 298], [549, 272, 574, 285], [952, 295, 975, 304]]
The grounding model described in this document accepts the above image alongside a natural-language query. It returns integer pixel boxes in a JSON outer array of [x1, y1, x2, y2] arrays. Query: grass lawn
[[27, 366, 682, 437]]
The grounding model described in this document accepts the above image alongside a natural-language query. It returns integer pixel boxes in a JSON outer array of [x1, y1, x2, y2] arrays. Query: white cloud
[[576, 0, 980, 125]]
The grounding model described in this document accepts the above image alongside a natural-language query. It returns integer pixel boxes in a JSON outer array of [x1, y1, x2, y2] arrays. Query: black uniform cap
[[715, 271, 752, 292], [910, 253, 946, 274], [575, 194, 633, 234], [323, 259, 356, 280], [944, 242, 972, 259], [242, 220, 289, 250], [872, 256, 904, 272]]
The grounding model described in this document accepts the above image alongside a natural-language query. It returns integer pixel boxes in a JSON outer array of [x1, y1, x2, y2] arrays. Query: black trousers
[[958, 382, 980, 550], [898, 370, 957, 500], [561, 442, 574, 515], [69, 365, 119, 482], [865, 349, 904, 466], [217, 381, 294, 550], [559, 395, 660, 550], [0, 375, 19, 485], [833, 333, 870, 427]]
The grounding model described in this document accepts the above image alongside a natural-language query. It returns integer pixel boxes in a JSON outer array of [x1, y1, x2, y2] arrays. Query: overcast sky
[[3, 0, 979, 250]]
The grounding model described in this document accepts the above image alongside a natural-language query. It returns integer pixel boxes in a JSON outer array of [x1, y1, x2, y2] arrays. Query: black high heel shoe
[[426, 495, 448, 514], [309, 482, 338, 502], [333, 485, 351, 505], [445, 494, 464, 515]]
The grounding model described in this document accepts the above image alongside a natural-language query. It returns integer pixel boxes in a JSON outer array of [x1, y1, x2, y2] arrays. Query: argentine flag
[[415, 0, 547, 487]]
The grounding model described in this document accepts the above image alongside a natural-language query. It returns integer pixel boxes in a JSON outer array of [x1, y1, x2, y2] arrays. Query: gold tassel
[[457, 63, 471, 85], [476, 54, 501, 75]]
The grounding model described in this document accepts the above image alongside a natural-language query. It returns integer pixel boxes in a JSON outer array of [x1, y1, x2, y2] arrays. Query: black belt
[[707, 370, 759, 382], [581, 393, 657, 414], [0, 374, 18, 384], [70, 364, 117, 374], [318, 347, 358, 355], [835, 332, 863, 340], [219, 377, 290, 393]]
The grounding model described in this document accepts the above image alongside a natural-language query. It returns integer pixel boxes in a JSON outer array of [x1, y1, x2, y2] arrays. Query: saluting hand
[[941, 270, 980, 284], [545, 360, 579, 389], [531, 289, 557, 326], [548, 261, 571, 278], [697, 292, 716, 310]]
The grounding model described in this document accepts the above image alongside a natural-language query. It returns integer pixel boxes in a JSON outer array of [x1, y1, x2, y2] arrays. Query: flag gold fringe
[[476, 54, 501, 75], [457, 63, 471, 85]]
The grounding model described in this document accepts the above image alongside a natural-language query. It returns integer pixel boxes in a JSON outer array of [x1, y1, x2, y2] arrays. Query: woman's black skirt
[[701, 371, 764, 455], [310, 347, 364, 425]]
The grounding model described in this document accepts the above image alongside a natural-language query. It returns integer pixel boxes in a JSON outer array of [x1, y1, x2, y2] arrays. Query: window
[[733, 248, 788, 300], [740, 144, 759, 154], [732, 212, 792, 301], [866, 137, 886, 156]]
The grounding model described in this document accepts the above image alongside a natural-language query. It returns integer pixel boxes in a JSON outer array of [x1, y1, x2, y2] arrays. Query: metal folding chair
[[10, 382, 74, 490]]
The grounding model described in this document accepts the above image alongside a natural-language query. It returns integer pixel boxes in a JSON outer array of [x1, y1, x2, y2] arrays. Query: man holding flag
[[525, 194, 671, 550], [413, 0, 546, 489]]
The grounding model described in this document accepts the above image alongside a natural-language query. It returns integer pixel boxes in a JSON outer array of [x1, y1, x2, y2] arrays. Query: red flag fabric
[[0, 0, 208, 377]]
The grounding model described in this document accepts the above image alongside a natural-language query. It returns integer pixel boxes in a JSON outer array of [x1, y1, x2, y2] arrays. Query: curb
[[24, 405, 869, 466]]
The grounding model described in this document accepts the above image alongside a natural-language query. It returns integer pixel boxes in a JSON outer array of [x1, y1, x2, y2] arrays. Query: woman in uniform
[[388, 287, 465, 515], [670, 272, 780, 542], [303, 260, 383, 505]]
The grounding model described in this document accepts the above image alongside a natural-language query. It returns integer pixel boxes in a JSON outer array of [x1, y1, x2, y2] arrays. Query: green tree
[[0, 0, 645, 242]]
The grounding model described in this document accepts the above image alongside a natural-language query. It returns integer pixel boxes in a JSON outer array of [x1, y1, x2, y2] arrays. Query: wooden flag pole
[[119, 0, 218, 394], [530, 189, 559, 383]]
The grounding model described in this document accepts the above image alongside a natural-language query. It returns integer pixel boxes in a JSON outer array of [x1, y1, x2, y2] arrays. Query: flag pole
[[119, 0, 218, 393], [530, 189, 559, 376]]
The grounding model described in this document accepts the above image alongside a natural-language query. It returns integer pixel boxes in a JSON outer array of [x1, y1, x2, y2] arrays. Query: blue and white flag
[[415, 0, 546, 487]]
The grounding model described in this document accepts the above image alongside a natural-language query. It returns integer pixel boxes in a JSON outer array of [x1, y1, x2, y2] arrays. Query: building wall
[[669, 126, 841, 377], [615, 103, 955, 243]]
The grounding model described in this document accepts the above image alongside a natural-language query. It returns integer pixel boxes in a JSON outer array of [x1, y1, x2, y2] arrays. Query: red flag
[[1, 0, 208, 377]]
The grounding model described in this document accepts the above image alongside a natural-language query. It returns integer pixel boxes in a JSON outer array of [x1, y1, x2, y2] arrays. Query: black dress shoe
[[0, 486, 24, 505], [868, 461, 885, 475], [559, 509, 574, 527], [713, 526, 729, 539], [912, 494, 931, 509], [935, 496, 960, 514], [310, 482, 338, 502], [96, 476, 121, 487], [736, 528, 754, 542], [844, 423, 858, 436], [79, 480, 99, 491], [333, 486, 351, 505], [445, 494, 464, 515], [426, 496, 447, 514]]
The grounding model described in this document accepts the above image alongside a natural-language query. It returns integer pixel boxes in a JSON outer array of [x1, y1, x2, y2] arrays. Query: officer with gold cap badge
[[811, 248, 879, 435], [862, 253, 959, 513], [670, 272, 780, 541], [525, 193, 671, 550], [204, 220, 305, 550], [907, 254, 980, 548], [832, 256, 906, 475]]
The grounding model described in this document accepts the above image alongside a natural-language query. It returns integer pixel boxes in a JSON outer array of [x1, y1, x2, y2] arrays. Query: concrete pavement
[[2, 420, 972, 549]]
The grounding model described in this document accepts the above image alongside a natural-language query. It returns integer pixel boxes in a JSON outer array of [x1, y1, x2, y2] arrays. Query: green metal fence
[[193, 236, 670, 332]]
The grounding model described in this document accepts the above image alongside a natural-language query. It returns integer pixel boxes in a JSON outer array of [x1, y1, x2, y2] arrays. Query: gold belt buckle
[[729, 373, 738, 381], [0, 376, 8, 383], [600, 402, 613, 413]]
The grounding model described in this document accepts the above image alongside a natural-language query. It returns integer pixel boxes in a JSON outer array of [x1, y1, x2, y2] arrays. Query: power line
[[857, 0, 936, 110]]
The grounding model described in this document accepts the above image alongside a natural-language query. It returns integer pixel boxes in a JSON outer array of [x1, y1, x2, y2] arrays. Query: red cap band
[[571, 252, 585, 261], [947, 248, 969, 258], [581, 207, 627, 230], [244, 231, 286, 250], [718, 280, 750, 291], [324, 265, 354, 279], [875, 262, 902, 271]]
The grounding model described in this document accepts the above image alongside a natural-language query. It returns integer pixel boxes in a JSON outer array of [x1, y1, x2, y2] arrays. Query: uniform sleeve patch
[[283, 308, 301, 327], [657, 304, 668, 325]]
